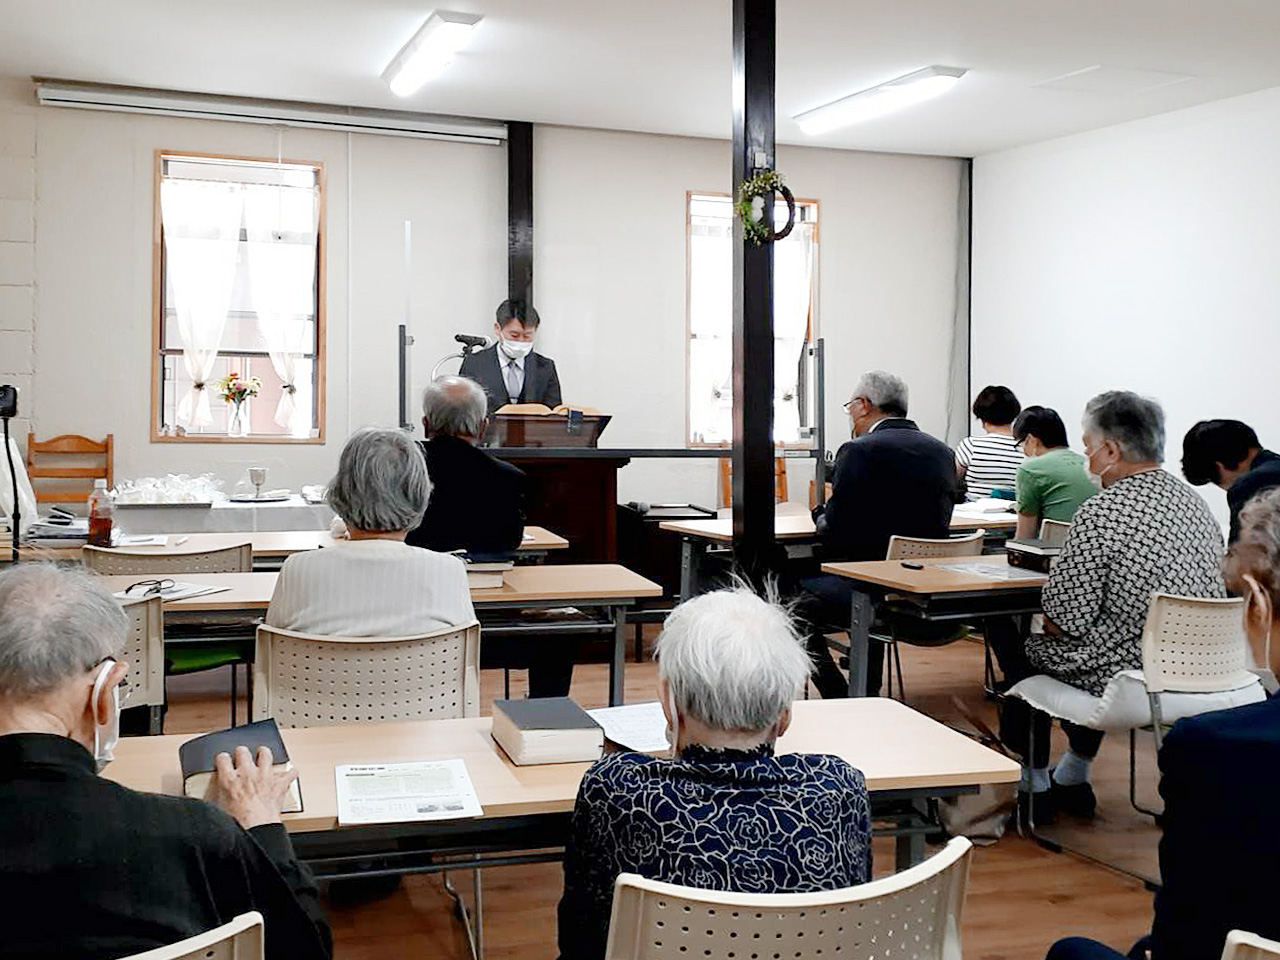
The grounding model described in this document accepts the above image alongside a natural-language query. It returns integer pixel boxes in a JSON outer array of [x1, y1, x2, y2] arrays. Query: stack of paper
[[334, 759, 482, 826]]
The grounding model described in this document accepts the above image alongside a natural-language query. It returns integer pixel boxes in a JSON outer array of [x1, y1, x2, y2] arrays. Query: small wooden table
[[659, 511, 1019, 599], [819, 555, 1047, 696], [98, 564, 661, 706], [104, 698, 1019, 872], [16, 526, 570, 568]]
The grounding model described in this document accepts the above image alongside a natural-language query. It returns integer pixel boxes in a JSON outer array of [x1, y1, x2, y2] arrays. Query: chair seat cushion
[[1007, 670, 1265, 730]]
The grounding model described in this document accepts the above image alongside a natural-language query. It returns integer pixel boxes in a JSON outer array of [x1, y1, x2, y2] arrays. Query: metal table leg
[[847, 589, 876, 697], [678, 538, 705, 601], [609, 605, 626, 706]]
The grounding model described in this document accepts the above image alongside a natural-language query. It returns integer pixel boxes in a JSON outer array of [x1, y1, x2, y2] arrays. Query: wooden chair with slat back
[[717, 456, 789, 508], [120, 912, 263, 960], [83, 542, 253, 727], [25, 433, 113, 510]]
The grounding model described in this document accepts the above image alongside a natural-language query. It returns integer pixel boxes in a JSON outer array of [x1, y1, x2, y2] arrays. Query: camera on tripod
[[0, 384, 16, 419]]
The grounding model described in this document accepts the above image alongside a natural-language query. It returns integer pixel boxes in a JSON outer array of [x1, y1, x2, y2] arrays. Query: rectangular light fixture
[[382, 10, 483, 97], [794, 66, 967, 135]]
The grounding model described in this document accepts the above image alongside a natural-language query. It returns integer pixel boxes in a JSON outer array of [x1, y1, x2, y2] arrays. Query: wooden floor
[[162, 634, 1159, 960]]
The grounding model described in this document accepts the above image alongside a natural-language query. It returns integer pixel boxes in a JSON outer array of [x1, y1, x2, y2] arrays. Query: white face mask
[[499, 338, 533, 360], [91, 660, 121, 773]]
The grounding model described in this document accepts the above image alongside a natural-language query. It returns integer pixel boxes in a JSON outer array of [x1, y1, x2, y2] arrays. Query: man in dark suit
[[799, 370, 960, 697], [459, 299, 563, 416], [1181, 419, 1280, 543], [407, 376, 574, 697], [407, 376, 527, 555]]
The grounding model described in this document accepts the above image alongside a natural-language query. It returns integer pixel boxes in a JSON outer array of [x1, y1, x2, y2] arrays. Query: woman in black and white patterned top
[[955, 385, 1025, 500], [1003, 391, 1225, 821]]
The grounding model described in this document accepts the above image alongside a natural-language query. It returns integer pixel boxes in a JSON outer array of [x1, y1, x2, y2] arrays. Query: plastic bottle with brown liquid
[[87, 478, 114, 546]]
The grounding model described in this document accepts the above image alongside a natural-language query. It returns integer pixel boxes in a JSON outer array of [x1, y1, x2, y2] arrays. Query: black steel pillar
[[731, 0, 778, 583], [507, 121, 534, 306]]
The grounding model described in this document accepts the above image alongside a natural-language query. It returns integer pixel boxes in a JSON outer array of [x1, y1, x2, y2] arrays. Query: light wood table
[[819, 554, 1047, 696], [105, 698, 1019, 872], [98, 564, 662, 706], [16, 526, 569, 568], [659, 511, 1019, 598]]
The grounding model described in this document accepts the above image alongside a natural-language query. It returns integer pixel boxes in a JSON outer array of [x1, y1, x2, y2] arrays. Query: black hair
[[1011, 405, 1069, 449], [972, 385, 1021, 426], [1182, 419, 1260, 486], [495, 299, 540, 330]]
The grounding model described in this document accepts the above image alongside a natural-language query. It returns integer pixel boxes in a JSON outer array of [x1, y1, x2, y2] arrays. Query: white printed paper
[[334, 759, 483, 826], [936, 561, 1047, 582], [587, 702, 671, 754]]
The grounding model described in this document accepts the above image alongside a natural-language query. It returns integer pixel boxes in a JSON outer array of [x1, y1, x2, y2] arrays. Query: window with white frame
[[686, 193, 818, 446], [154, 153, 324, 442]]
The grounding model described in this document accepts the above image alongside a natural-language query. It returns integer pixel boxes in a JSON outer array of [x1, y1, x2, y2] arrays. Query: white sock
[[1052, 750, 1092, 786], [1020, 766, 1051, 793]]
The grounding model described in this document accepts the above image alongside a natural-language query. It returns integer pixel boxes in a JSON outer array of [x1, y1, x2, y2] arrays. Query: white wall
[[972, 84, 1280, 527], [0, 76, 963, 510]]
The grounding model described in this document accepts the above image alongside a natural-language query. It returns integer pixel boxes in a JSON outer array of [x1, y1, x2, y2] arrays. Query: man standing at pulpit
[[460, 299, 563, 416]]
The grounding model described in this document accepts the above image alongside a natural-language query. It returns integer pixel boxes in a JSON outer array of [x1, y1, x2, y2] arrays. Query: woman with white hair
[[1001, 391, 1225, 823], [266, 427, 473, 636], [556, 586, 872, 960]]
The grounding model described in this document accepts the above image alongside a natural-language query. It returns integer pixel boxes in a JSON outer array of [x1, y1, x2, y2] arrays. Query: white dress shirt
[[265, 538, 475, 637]]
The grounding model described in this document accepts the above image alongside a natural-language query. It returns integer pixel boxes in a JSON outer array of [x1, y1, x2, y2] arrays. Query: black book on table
[[491, 697, 604, 765], [178, 718, 302, 813]]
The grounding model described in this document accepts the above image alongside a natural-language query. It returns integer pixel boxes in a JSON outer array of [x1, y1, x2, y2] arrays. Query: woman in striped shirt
[[955, 385, 1025, 500]]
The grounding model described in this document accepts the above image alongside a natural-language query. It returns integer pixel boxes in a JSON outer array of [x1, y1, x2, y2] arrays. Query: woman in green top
[[1011, 406, 1098, 540]]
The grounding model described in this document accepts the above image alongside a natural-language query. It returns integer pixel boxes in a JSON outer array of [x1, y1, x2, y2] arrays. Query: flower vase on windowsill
[[216, 372, 262, 440]]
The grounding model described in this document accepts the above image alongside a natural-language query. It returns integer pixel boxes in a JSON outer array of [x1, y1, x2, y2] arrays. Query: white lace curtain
[[160, 180, 244, 430], [243, 183, 319, 429]]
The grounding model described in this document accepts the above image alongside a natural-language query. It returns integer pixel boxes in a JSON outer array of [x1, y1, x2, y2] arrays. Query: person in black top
[[0, 564, 331, 960], [799, 370, 961, 697], [459, 299, 563, 416], [407, 376, 573, 697], [407, 375, 527, 555], [1182, 418, 1280, 542]]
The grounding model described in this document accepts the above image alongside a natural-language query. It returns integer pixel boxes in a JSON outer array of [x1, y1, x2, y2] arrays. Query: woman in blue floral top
[[556, 587, 872, 960]]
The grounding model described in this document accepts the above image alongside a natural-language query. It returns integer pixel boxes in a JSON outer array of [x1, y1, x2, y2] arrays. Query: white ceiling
[[3, 0, 1280, 156]]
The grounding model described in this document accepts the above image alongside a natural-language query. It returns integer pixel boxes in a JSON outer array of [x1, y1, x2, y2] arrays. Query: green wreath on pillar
[[734, 169, 796, 245]]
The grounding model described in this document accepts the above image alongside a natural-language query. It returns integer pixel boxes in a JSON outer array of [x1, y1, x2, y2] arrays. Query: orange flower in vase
[[217, 372, 262, 437]]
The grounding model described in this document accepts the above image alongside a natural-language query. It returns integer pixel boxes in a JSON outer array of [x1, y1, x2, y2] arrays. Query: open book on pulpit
[[484, 403, 612, 448]]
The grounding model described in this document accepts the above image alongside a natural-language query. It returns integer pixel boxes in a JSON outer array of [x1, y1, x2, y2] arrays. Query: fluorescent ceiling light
[[382, 10, 483, 97], [794, 66, 967, 135]]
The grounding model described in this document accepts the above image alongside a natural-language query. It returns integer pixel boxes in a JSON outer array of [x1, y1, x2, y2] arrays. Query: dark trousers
[[987, 616, 1106, 768], [1047, 936, 1149, 960], [797, 573, 884, 698], [528, 649, 575, 698]]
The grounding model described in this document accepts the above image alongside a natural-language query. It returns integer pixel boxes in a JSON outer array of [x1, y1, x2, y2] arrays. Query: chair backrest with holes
[[1222, 931, 1280, 960], [253, 620, 481, 727], [118, 595, 164, 713], [885, 530, 985, 561], [605, 836, 972, 960], [1141, 593, 1252, 694], [119, 911, 263, 960], [1038, 519, 1071, 548], [83, 543, 252, 576]]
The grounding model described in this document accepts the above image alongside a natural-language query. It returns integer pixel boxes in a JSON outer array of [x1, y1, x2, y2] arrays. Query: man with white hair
[[406, 375, 527, 555], [556, 586, 871, 960], [800, 370, 961, 697], [0, 564, 331, 959]]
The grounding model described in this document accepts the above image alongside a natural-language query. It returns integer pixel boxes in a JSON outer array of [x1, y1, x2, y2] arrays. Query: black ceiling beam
[[507, 120, 534, 306], [730, 0, 778, 583]]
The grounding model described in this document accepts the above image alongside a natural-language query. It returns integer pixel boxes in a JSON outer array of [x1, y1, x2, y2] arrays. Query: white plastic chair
[[1008, 593, 1263, 819], [252, 620, 482, 727], [1222, 931, 1280, 960], [1038, 519, 1071, 547], [120, 911, 263, 960], [119, 594, 164, 734], [83, 543, 252, 575], [604, 836, 972, 960]]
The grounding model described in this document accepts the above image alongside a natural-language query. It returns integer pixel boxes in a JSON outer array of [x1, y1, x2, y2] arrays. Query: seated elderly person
[[407, 376, 527, 555], [1044, 486, 1280, 960], [999, 391, 1226, 822], [268, 427, 473, 635], [556, 586, 871, 960], [0, 564, 330, 959]]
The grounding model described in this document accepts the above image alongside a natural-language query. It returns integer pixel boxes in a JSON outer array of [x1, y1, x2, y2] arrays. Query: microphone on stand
[[454, 334, 492, 350]]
